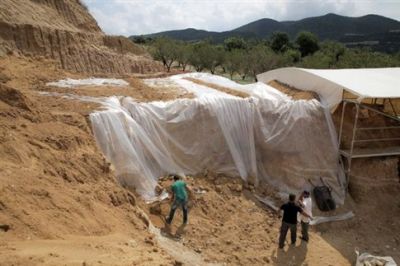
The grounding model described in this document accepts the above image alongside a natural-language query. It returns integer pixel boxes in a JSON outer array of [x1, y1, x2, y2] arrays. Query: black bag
[[310, 177, 336, 212]]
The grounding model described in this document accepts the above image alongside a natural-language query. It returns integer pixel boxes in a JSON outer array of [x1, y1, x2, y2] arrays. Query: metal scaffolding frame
[[338, 99, 400, 185]]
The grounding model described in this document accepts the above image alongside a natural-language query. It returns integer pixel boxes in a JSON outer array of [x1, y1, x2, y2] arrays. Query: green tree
[[337, 48, 399, 68], [283, 49, 301, 64], [320, 41, 345, 65], [188, 42, 225, 74], [150, 37, 178, 72], [175, 42, 192, 71], [300, 51, 332, 68], [270, 32, 290, 53], [247, 45, 283, 81], [223, 50, 244, 79], [299, 41, 345, 68], [224, 37, 247, 51], [296, 31, 320, 57], [131, 35, 147, 44]]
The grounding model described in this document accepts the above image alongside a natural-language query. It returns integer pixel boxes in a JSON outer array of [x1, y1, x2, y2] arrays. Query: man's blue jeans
[[167, 199, 188, 224]]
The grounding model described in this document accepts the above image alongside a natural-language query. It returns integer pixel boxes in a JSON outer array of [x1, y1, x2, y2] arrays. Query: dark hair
[[289, 194, 296, 202], [173, 175, 180, 181]]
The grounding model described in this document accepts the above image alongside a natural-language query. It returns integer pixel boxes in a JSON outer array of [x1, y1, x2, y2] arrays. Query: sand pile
[[268, 80, 319, 100], [0, 56, 191, 265]]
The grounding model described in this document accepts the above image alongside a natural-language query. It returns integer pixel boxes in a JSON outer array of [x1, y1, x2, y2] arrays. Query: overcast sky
[[82, 0, 400, 36]]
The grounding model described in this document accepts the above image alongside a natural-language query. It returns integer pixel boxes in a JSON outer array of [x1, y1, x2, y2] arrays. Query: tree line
[[132, 32, 400, 81]]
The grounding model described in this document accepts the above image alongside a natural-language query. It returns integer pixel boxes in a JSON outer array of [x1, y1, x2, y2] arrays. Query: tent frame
[[338, 99, 400, 186]]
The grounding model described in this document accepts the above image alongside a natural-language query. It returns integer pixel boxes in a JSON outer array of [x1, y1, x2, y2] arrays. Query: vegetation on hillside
[[130, 13, 400, 53], [133, 32, 400, 81]]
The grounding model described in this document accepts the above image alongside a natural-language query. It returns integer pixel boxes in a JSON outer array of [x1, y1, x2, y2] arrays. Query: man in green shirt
[[166, 175, 189, 225]]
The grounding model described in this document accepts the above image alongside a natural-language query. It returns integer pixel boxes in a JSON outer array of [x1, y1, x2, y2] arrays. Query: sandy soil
[[268, 80, 319, 100], [0, 233, 175, 266], [141, 175, 352, 266], [0, 56, 190, 265], [1, 55, 399, 265]]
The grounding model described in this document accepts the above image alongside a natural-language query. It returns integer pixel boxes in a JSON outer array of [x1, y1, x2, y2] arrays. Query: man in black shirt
[[278, 193, 311, 249]]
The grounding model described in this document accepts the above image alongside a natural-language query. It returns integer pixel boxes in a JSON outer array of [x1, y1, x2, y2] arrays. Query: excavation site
[[0, 1, 399, 265]]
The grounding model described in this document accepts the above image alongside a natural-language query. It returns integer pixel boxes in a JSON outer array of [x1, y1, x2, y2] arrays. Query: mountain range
[[131, 13, 400, 53]]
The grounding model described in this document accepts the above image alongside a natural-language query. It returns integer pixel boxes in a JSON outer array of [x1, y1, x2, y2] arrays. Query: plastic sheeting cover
[[356, 251, 397, 266], [257, 67, 400, 109], [47, 78, 129, 88], [90, 73, 346, 202]]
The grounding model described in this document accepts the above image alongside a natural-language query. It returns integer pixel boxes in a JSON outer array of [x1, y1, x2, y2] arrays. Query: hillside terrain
[[0, 1, 399, 265], [135, 13, 400, 53], [0, 0, 163, 74]]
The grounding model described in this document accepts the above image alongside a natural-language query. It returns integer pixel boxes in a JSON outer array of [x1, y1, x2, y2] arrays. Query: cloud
[[82, 0, 400, 36]]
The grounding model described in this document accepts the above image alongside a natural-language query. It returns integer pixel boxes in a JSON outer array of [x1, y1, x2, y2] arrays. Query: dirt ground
[[141, 175, 352, 266], [0, 55, 188, 265], [1, 55, 399, 265]]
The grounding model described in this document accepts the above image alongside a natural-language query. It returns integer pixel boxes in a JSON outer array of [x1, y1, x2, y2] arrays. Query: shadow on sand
[[160, 222, 187, 241], [271, 241, 308, 266]]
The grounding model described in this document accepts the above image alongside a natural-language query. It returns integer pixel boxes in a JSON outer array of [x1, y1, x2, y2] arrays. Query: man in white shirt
[[298, 190, 312, 242]]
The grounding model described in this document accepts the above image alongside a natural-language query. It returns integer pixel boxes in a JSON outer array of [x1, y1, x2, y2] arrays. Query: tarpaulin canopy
[[257, 67, 400, 109]]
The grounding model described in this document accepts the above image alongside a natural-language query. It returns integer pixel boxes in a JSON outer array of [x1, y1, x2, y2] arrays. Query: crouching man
[[278, 193, 311, 249], [166, 175, 190, 225]]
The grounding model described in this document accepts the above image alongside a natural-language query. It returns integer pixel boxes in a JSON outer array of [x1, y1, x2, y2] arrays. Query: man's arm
[[185, 183, 193, 200], [169, 187, 175, 202], [300, 209, 312, 219], [277, 204, 284, 218]]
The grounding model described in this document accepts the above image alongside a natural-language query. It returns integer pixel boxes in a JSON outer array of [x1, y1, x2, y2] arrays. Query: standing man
[[298, 190, 312, 242], [166, 175, 189, 225], [278, 193, 311, 249]]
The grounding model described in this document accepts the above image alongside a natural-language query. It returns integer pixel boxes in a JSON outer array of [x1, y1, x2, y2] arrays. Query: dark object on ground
[[0, 224, 10, 232], [310, 178, 336, 212]]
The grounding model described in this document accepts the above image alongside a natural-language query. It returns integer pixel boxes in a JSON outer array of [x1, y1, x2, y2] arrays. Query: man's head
[[289, 193, 296, 202], [303, 190, 310, 198], [173, 175, 180, 181]]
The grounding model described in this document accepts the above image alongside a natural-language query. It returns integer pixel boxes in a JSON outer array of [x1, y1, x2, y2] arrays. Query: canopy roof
[[257, 67, 400, 108]]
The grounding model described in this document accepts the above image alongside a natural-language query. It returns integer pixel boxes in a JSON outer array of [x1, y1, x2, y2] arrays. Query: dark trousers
[[167, 199, 188, 224], [279, 222, 297, 248], [301, 221, 309, 241]]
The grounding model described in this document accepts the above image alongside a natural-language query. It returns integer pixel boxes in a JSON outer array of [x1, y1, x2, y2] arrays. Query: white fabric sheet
[[90, 73, 346, 202], [47, 78, 129, 88], [257, 67, 400, 109]]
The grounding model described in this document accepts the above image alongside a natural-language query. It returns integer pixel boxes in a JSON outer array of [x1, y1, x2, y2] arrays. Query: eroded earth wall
[[0, 0, 163, 74]]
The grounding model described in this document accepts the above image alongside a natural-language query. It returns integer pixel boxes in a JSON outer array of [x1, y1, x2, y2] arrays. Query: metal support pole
[[347, 103, 360, 187], [338, 101, 347, 147], [388, 99, 398, 117], [343, 99, 400, 122]]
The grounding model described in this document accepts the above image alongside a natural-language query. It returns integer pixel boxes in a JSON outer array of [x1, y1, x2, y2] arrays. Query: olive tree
[[296, 31, 320, 57], [150, 37, 178, 72]]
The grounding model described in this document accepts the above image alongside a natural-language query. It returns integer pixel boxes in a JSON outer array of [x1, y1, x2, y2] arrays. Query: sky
[[82, 0, 400, 36]]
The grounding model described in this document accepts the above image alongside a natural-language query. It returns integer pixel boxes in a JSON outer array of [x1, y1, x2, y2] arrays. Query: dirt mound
[[0, 83, 32, 111], [268, 80, 319, 100], [139, 175, 351, 265], [0, 0, 163, 74], [0, 56, 194, 265]]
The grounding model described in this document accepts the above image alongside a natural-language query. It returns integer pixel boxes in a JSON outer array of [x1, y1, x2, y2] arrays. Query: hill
[[0, 0, 162, 74], [133, 13, 400, 53]]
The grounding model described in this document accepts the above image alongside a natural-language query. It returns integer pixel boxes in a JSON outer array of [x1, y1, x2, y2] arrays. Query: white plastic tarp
[[89, 73, 346, 202], [257, 67, 400, 109], [47, 78, 129, 88]]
